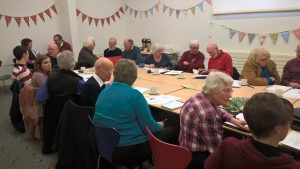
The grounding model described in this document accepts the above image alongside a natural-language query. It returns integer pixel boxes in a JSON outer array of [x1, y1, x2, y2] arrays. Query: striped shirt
[[12, 64, 32, 85], [179, 92, 232, 153]]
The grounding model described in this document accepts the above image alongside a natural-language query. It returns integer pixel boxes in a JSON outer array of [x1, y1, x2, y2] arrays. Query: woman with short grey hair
[[77, 37, 97, 68], [179, 71, 247, 169], [57, 50, 75, 70], [144, 43, 172, 69], [113, 58, 137, 86]]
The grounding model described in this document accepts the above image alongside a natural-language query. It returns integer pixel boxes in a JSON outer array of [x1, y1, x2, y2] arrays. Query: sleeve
[[281, 62, 291, 86], [134, 47, 144, 64], [77, 79, 86, 95], [32, 73, 47, 88], [177, 52, 188, 70], [134, 91, 162, 133], [85, 54, 97, 67], [224, 54, 233, 76], [270, 61, 281, 85], [188, 52, 205, 70], [241, 61, 268, 86], [144, 55, 152, 65], [164, 54, 172, 69], [103, 48, 108, 57], [36, 79, 49, 103], [219, 108, 233, 121]]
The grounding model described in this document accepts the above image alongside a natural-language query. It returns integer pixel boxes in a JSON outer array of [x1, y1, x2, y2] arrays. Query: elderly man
[[77, 37, 97, 68], [47, 43, 59, 70], [104, 37, 122, 57], [53, 34, 72, 52], [281, 44, 300, 88], [81, 57, 113, 107], [122, 38, 143, 64], [177, 40, 205, 73], [179, 72, 247, 169], [206, 43, 233, 76]]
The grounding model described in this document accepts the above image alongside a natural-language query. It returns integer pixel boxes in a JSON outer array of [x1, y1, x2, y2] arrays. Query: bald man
[[81, 57, 114, 107], [47, 43, 59, 70], [206, 43, 233, 76], [104, 37, 122, 57]]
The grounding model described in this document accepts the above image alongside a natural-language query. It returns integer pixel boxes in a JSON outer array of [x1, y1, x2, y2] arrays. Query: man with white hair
[[122, 38, 143, 64], [177, 40, 205, 73], [77, 37, 97, 68], [104, 37, 122, 57]]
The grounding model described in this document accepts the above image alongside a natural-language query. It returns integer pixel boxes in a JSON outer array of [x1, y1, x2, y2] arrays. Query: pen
[[247, 84, 255, 89]]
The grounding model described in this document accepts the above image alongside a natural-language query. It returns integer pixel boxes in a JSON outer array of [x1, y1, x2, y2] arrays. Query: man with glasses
[[47, 43, 59, 71], [177, 40, 205, 73], [281, 44, 300, 88]]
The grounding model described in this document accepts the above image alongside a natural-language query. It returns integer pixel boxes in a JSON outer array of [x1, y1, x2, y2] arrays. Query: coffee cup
[[275, 89, 284, 97], [80, 67, 86, 71], [153, 69, 160, 75], [240, 79, 248, 86], [178, 73, 185, 79], [192, 69, 198, 75], [149, 87, 158, 94]]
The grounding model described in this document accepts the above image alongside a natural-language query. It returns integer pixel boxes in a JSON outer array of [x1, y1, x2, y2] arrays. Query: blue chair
[[0, 74, 11, 87]]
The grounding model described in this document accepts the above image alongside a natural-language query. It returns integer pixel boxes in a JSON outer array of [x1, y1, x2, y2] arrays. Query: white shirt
[[92, 74, 104, 87]]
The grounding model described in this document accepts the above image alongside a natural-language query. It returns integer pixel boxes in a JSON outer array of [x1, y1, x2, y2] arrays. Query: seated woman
[[31, 54, 51, 88], [205, 92, 300, 169], [241, 48, 280, 86], [144, 43, 172, 69], [93, 59, 171, 167]]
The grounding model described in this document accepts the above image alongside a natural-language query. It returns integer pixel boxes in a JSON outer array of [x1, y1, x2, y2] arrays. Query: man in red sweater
[[205, 43, 233, 77], [205, 92, 300, 169]]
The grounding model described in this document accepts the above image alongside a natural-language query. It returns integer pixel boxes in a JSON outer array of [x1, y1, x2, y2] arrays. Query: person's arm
[[241, 61, 268, 86], [188, 52, 205, 70], [281, 62, 291, 86], [163, 54, 172, 69], [177, 52, 188, 70], [224, 54, 233, 76], [134, 47, 144, 64], [36, 79, 49, 103], [144, 55, 155, 68]]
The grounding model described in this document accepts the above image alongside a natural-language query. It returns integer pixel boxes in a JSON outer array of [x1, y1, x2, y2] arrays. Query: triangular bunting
[[144, 11, 148, 18], [190, 6, 196, 15], [44, 9, 52, 18], [293, 28, 300, 40], [169, 8, 174, 17], [281, 31, 290, 43], [88, 16, 93, 25], [0, 15, 2, 20], [23, 17, 30, 27], [39, 12, 45, 22], [270, 33, 278, 45], [111, 15, 115, 22], [5, 16, 12, 27], [130, 9, 133, 15], [134, 10, 138, 18], [94, 18, 99, 26], [176, 10, 181, 18], [125, 5, 129, 12], [31, 15, 37, 25], [229, 29, 237, 39], [163, 5, 168, 14], [14, 17, 21, 27], [82, 14, 87, 22], [119, 7, 124, 14], [149, 8, 154, 16], [155, 3, 160, 12], [197, 2, 204, 12], [115, 11, 120, 19], [106, 17, 110, 25], [205, 0, 212, 6], [238, 32, 246, 42], [139, 11, 143, 17], [259, 35, 266, 45], [76, 9, 81, 16], [100, 18, 105, 26], [248, 34, 255, 44], [183, 10, 188, 18], [51, 5, 57, 14]]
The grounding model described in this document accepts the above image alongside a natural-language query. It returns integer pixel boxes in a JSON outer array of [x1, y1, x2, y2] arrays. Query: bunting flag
[[119, 7, 124, 14], [130, 8, 133, 15], [205, 0, 212, 6], [115, 11, 120, 19], [281, 31, 290, 43], [163, 5, 168, 14], [31, 15, 37, 25], [94, 18, 99, 26], [24, 16, 30, 26], [76, 9, 81, 16], [14, 17, 21, 27], [44, 9, 52, 18], [38, 12, 45, 22], [100, 18, 105, 26], [51, 5, 57, 14], [106, 17, 110, 25], [111, 15, 115, 22], [248, 33, 255, 44], [293, 28, 300, 40], [0, 15, 2, 20], [155, 3, 160, 12], [238, 32, 246, 42], [270, 33, 278, 45], [134, 11, 138, 18], [259, 35, 267, 45], [169, 8, 174, 17], [125, 5, 129, 12], [149, 8, 154, 16], [5, 16, 12, 27], [190, 6, 196, 15], [229, 29, 237, 39], [144, 11, 148, 18], [82, 14, 87, 22], [197, 2, 204, 12], [88, 16, 93, 25], [176, 10, 180, 18]]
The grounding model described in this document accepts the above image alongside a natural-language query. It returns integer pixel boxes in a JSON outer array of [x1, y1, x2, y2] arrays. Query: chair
[[232, 67, 240, 80], [146, 127, 192, 169], [0, 60, 11, 87], [107, 55, 122, 66], [88, 116, 120, 169]]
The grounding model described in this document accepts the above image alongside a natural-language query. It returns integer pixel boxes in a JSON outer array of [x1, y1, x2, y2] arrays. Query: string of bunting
[[0, 3, 58, 27], [220, 24, 300, 45]]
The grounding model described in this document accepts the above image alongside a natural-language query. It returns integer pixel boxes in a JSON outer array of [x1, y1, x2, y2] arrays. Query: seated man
[[281, 44, 300, 88], [81, 57, 113, 107], [205, 43, 233, 76], [122, 38, 143, 64], [205, 92, 300, 169], [53, 34, 72, 52], [47, 43, 59, 71], [177, 40, 205, 73], [21, 38, 37, 71], [12, 46, 32, 85], [104, 37, 122, 57], [77, 37, 97, 68]]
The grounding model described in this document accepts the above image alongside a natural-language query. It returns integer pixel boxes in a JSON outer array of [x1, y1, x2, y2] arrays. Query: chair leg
[[97, 155, 100, 169]]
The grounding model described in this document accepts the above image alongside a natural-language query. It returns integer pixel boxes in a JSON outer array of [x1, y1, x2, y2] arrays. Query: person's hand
[[271, 77, 275, 82], [144, 64, 155, 68], [289, 82, 300, 89], [230, 117, 249, 131], [183, 61, 189, 65]]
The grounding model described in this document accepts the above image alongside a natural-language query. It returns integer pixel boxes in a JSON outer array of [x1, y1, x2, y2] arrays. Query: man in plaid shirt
[[179, 72, 248, 169]]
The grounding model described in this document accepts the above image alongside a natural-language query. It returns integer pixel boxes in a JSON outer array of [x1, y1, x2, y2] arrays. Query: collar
[[109, 47, 116, 51], [60, 41, 64, 48], [92, 74, 104, 87], [251, 138, 281, 157]]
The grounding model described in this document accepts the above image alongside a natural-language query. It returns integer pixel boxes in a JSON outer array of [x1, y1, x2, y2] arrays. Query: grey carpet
[[0, 87, 57, 169]]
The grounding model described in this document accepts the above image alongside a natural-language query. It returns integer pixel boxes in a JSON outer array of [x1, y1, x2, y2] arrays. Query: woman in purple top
[[31, 55, 51, 88]]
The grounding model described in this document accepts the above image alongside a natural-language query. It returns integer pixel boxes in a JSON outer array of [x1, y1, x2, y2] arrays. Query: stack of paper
[[266, 85, 291, 93], [281, 130, 300, 150], [164, 70, 183, 75], [232, 80, 241, 88], [282, 89, 300, 99], [161, 100, 184, 110], [146, 95, 182, 106], [224, 113, 248, 129], [134, 87, 149, 94]]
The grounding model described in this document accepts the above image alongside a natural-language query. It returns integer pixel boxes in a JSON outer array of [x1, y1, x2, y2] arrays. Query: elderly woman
[[77, 37, 97, 68], [93, 59, 170, 167], [31, 54, 51, 88], [179, 72, 247, 169], [36, 50, 83, 154], [205, 93, 300, 169], [241, 48, 280, 86], [177, 40, 205, 73], [144, 43, 172, 69]]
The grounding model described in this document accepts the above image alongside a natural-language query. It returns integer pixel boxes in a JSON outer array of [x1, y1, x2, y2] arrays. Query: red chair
[[146, 127, 192, 169], [107, 55, 122, 66]]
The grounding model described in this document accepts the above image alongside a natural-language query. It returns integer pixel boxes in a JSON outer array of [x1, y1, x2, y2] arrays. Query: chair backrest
[[232, 67, 240, 80], [146, 127, 192, 169], [107, 55, 122, 66], [88, 116, 120, 163]]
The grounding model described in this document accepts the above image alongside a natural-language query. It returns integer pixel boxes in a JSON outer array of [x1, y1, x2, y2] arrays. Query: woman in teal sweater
[[93, 59, 165, 166]]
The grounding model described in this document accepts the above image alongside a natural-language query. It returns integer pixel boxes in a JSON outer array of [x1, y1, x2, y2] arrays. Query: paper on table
[[281, 130, 300, 150], [282, 89, 300, 99], [164, 70, 183, 75], [161, 100, 184, 110], [146, 95, 182, 105], [266, 85, 291, 93], [74, 70, 92, 82], [192, 75, 208, 79], [134, 87, 149, 94], [232, 80, 241, 88], [224, 113, 248, 129]]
